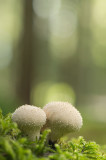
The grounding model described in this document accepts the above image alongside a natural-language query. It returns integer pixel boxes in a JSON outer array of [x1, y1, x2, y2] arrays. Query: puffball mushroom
[[43, 102, 83, 142], [12, 105, 46, 141]]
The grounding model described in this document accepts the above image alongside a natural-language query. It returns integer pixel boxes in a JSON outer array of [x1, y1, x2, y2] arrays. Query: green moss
[[0, 108, 106, 160]]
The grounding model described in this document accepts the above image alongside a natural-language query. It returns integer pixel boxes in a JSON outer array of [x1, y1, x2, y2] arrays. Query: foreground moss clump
[[0, 109, 106, 160]]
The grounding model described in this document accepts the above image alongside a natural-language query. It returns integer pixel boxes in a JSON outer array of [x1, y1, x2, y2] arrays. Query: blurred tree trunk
[[17, 0, 34, 104], [75, 0, 93, 104]]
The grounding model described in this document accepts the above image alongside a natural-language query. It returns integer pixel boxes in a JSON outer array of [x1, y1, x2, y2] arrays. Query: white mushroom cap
[[12, 105, 46, 141], [43, 101, 83, 141]]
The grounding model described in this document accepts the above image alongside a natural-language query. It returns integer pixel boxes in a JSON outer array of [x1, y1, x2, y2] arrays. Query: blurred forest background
[[0, 0, 106, 144]]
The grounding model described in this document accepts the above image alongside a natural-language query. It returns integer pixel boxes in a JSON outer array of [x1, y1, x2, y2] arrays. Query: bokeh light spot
[[93, 0, 106, 28], [33, 0, 61, 19], [31, 82, 76, 107], [46, 83, 76, 105], [50, 9, 77, 38]]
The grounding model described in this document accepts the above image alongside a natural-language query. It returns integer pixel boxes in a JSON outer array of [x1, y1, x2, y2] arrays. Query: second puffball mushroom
[[12, 105, 46, 141], [43, 102, 83, 142]]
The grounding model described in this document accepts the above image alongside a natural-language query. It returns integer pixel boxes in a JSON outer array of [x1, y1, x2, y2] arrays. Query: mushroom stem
[[27, 129, 40, 141]]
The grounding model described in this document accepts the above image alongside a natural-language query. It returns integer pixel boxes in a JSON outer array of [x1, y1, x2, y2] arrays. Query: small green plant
[[0, 109, 106, 160]]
